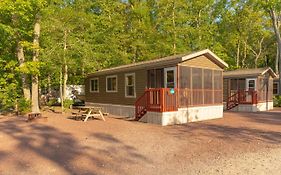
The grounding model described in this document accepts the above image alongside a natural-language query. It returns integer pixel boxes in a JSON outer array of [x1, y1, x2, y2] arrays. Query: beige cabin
[[223, 68, 277, 112], [85, 49, 228, 125]]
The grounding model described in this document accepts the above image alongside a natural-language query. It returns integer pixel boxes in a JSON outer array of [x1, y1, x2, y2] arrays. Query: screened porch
[[135, 66, 223, 118]]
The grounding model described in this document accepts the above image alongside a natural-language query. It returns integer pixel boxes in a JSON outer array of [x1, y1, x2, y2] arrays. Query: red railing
[[134, 88, 178, 120], [238, 90, 258, 104], [226, 90, 258, 110], [134, 92, 148, 120], [146, 88, 178, 112], [226, 92, 239, 110]]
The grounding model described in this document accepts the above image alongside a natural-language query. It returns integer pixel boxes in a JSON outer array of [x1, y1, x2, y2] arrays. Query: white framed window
[[106, 75, 118, 92], [125, 73, 136, 98], [164, 67, 177, 88], [273, 82, 279, 95], [246, 78, 256, 91], [90, 78, 99, 92]]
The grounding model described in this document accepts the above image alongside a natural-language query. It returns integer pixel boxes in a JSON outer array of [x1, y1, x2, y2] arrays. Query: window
[[164, 67, 177, 88], [273, 82, 279, 95], [125, 73, 136, 97], [90, 78, 99, 92], [106, 75, 117, 92], [246, 78, 256, 91]]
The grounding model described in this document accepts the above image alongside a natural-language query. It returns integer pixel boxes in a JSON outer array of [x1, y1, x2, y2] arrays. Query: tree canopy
[[0, 0, 281, 111]]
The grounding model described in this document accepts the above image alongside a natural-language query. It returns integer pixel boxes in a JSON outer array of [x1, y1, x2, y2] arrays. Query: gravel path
[[0, 110, 280, 175], [195, 147, 281, 175]]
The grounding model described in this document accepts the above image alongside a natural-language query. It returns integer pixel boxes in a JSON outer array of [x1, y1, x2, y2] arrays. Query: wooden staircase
[[134, 91, 148, 121], [226, 92, 239, 110]]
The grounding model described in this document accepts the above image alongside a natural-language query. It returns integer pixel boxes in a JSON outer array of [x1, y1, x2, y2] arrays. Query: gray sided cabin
[[85, 49, 228, 126], [223, 68, 277, 112]]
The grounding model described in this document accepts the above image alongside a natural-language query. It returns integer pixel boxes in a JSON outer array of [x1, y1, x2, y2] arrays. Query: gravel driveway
[[0, 110, 280, 175]]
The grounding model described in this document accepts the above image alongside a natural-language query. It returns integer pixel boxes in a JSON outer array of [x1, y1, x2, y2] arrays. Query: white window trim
[[246, 78, 257, 91], [164, 67, 177, 88], [90, 78, 99, 93], [125, 73, 136, 98], [106, 75, 118, 92], [273, 82, 279, 95]]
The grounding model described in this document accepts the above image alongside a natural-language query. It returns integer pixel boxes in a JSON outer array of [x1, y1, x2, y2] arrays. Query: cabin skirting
[[86, 102, 223, 126], [139, 105, 223, 126], [223, 102, 273, 112], [85, 102, 135, 118]]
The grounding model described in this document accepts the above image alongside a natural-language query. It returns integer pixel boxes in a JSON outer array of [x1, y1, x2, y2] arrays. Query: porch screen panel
[[230, 79, 237, 91], [178, 66, 191, 107], [192, 68, 203, 105], [156, 69, 164, 88], [204, 69, 213, 104], [147, 70, 155, 88], [213, 70, 223, 104]]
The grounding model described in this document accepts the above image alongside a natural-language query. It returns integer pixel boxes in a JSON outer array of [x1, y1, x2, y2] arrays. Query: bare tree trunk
[[62, 30, 68, 101], [269, 8, 281, 95], [172, 0, 176, 54], [242, 41, 247, 68], [63, 64, 68, 100], [17, 42, 31, 100], [275, 45, 279, 73], [47, 75, 51, 94], [236, 40, 240, 67], [249, 37, 264, 68], [31, 15, 40, 113], [60, 67, 64, 113]]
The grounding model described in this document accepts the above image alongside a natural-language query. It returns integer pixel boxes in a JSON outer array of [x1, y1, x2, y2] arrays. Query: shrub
[[47, 98, 57, 107], [273, 95, 281, 107], [17, 98, 31, 114], [63, 99, 74, 109]]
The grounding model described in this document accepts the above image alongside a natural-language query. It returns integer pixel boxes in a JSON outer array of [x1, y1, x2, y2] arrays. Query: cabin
[[223, 68, 277, 112], [85, 49, 228, 126]]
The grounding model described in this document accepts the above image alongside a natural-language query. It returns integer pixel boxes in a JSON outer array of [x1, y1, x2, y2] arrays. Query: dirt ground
[[0, 109, 280, 175]]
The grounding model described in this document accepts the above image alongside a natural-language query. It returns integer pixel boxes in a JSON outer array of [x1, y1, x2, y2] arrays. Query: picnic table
[[72, 106, 106, 122]]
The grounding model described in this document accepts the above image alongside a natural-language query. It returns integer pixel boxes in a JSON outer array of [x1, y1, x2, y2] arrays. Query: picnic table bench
[[72, 106, 106, 122], [27, 112, 42, 122]]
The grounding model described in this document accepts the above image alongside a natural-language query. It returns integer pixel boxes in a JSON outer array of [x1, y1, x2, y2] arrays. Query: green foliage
[[0, 59, 20, 111], [46, 98, 57, 107], [63, 99, 73, 109], [1, 0, 281, 112], [273, 96, 281, 107], [17, 98, 31, 114]]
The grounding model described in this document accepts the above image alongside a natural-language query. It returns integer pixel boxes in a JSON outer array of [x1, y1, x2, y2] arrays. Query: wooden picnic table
[[73, 106, 106, 122]]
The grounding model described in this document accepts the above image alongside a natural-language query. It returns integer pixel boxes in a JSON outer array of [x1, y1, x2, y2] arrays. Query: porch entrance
[[164, 67, 177, 88]]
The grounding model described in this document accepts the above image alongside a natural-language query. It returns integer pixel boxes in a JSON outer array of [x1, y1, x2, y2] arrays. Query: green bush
[[17, 98, 31, 114], [273, 96, 281, 107], [63, 99, 74, 109], [47, 98, 57, 107]]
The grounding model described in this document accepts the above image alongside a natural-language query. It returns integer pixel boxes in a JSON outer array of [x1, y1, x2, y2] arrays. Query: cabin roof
[[223, 67, 277, 78], [87, 49, 228, 76]]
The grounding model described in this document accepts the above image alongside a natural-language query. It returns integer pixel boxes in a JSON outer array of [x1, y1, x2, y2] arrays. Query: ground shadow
[[0, 117, 148, 174], [167, 112, 281, 144]]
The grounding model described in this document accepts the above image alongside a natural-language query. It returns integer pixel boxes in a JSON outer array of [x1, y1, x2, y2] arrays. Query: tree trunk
[[275, 44, 279, 73], [236, 40, 240, 68], [47, 75, 51, 94], [62, 30, 68, 101], [17, 42, 31, 100], [269, 8, 281, 95], [63, 64, 68, 100], [60, 67, 64, 113], [242, 41, 247, 68], [172, 0, 176, 54], [31, 15, 41, 113]]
